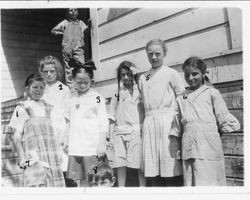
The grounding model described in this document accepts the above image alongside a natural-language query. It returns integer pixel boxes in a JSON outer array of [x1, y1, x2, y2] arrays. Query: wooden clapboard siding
[[99, 8, 190, 43], [99, 8, 228, 60], [227, 8, 242, 49], [222, 133, 243, 156], [99, 26, 231, 82], [215, 81, 243, 184], [98, 8, 136, 25]]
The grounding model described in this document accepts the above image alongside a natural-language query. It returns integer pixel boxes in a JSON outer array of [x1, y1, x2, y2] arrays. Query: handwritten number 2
[[96, 96, 101, 103], [59, 84, 63, 90]]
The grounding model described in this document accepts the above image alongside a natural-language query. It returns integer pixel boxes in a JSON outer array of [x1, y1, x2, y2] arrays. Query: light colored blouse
[[8, 99, 47, 133], [66, 88, 109, 156], [174, 85, 240, 160]]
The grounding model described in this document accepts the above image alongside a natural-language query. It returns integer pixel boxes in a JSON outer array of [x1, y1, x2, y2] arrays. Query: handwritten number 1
[[16, 111, 18, 117], [96, 96, 101, 103]]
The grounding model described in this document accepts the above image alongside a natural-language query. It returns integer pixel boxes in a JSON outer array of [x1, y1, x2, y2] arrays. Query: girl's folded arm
[[212, 89, 240, 133]]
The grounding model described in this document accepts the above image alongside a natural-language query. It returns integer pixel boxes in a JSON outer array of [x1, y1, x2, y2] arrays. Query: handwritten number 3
[[59, 84, 63, 90], [96, 96, 101, 103]]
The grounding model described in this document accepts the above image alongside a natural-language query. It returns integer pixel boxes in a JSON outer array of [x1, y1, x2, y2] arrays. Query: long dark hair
[[116, 61, 136, 102], [182, 56, 213, 87]]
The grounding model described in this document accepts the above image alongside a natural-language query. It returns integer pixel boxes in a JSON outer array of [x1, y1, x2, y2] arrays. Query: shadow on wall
[[1, 8, 91, 101], [107, 8, 133, 21]]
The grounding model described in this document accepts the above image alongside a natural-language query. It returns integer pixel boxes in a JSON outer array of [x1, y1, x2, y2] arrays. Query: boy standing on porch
[[51, 8, 91, 90]]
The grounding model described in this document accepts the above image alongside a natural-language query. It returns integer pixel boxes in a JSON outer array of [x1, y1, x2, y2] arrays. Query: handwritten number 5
[[146, 74, 150, 81], [96, 96, 101, 103]]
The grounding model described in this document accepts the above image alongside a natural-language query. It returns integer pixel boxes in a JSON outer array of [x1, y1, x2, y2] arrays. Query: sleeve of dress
[[108, 92, 117, 122], [8, 105, 29, 133], [51, 20, 67, 35], [63, 86, 71, 120], [211, 88, 240, 133], [64, 99, 70, 121], [98, 95, 109, 134], [170, 99, 182, 137], [79, 20, 87, 32], [171, 70, 185, 96], [138, 74, 144, 93]]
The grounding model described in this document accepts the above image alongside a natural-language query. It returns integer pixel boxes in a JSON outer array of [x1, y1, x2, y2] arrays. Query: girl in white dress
[[39, 55, 71, 179], [139, 39, 185, 186], [65, 61, 109, 187], [109, 61, 145, 186], [174, 56, 240, 186]]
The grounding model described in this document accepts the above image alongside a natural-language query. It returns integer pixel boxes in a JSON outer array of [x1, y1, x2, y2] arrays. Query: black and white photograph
[[0, 0, 249, 199]]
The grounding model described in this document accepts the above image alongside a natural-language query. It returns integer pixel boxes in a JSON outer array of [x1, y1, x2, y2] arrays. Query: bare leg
[[138, 169, 146, 187], [117, 167, 126, 187], [80, 179, 88, 187]]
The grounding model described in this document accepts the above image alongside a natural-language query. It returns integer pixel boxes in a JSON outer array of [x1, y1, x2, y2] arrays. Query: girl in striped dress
[[9, 74, 65, 187]]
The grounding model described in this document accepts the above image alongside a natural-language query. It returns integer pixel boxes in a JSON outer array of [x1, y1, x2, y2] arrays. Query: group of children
[[8, 37, 240, 187]]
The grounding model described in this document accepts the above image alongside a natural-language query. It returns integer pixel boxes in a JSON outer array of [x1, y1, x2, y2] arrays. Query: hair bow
[[83, 59, 97, 70], [129, 66, 140, 75]]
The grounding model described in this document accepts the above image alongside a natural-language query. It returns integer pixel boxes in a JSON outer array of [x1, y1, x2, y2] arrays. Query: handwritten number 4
[[146, 74, 150, 81], [59, 84, 63, 90], [96, 96, 101, 103]]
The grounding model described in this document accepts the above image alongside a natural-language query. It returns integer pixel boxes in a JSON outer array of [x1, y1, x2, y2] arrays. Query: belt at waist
[[183, 121, 218, 132], [115, 124, 141, 135], [145, 109, 174, 117]]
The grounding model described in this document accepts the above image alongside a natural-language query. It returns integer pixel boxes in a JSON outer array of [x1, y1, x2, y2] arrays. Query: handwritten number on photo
[[146, 74, 150, 81], [59, 84, 63, 90], [16, 111, 18, 117], [96, 96, 101, 103], [25, 160, 30, 167]]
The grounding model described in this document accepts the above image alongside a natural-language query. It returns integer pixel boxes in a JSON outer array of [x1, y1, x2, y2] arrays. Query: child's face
[[74, 71, 92, 94], [146, 44, 165, 69], [27, 81, 45, 101], [184, 66, 203, 90], [67, 8, 78, 20], [41, 64, 57, 85], [91, 178, 116, 187], [120, 68, 133, 88]]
